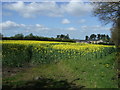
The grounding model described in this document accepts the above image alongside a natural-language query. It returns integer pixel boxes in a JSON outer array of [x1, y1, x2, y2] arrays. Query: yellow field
[[2, 40, 115, 67], [2, 40, 117, 88]]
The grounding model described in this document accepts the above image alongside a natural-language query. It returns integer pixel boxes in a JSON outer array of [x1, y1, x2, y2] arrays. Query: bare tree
[[92, 2, 120, 46]]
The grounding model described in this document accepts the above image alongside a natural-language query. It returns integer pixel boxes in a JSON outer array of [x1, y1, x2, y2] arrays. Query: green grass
[[2, 40, 118, 88], [3, 53, 118, 88]]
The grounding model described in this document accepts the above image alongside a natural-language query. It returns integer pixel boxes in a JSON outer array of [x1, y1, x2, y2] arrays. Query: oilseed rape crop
[[2, 40, 116, 67], [1, 40, 65, 44]]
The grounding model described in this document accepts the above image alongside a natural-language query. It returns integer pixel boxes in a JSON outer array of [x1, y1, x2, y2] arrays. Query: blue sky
[[1, 1, 112, 39]]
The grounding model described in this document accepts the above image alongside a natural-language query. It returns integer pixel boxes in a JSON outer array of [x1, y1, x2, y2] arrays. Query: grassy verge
[[2, 53, 117, 88]]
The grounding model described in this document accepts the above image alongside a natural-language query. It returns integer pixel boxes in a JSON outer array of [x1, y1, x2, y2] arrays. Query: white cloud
[[1, 21, 49, 31], [61, 19, 70, 24], [3, 1, 63, 18], [35, 24, 49, 30], [61, 1, 93, 16], [3, 1, 93, 18], [67, 27, 77, 31], [0, 21, 26, 30], [81, 25, 110, 31]]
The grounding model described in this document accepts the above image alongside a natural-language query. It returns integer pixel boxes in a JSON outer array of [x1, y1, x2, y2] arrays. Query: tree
[[97, 34, 101, 40], [56, 34, 70, 39], [57, 35, 60, 38], [106, 35, 110, 41], [101, 34, 106, 40], [29, 33, 34, 38], [14, 33, 24, 39], [85, 36, 89, 40], [25, 33, 34, 39], [111, 26, 120, 46], [60, 34, 64, 39], [92, 2, 120, 46], [92, 2, 120, 86], [90, 34, 96, 40], [65, 34, 70, 39]]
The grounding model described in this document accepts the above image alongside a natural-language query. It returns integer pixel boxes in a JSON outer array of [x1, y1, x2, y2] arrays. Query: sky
[[1, 1, 112, 40]]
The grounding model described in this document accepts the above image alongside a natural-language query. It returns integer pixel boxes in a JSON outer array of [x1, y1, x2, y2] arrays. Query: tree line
[[1, 33, 115, 45], [85, 34, 110, 41], [1, 33, 75, 42]]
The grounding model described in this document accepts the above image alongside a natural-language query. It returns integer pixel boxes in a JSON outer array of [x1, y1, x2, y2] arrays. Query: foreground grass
[[3, 53, 118, 88]]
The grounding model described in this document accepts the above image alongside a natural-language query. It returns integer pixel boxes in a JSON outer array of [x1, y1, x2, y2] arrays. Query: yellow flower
[[105, 64, 109, 67]]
